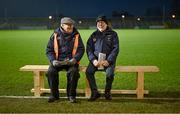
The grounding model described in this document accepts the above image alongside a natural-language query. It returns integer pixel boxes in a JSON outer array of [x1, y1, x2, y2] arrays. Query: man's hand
[[102, 60, 109, 67], [52, 60, 60, 67], [93, 59, 100, 67], [67, 58, 77, 66], [52, 60, 69, 67]]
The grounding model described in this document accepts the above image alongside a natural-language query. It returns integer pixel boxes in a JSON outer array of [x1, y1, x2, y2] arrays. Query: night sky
[[0, 0, 171, 18]]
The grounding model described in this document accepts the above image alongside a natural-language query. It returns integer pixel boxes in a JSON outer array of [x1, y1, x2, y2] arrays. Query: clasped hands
[[52, 58, 76, 67], [93, 59, 109, 67]]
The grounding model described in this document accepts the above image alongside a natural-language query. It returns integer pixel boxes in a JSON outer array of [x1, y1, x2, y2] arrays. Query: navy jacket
[[86, 27, 119, 65], [46, 27, 85, 63]]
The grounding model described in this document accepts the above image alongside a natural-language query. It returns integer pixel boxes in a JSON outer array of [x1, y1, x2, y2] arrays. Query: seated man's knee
[[68, 67, 80, 78], [68, 66, 78, 74], [47, 65, 58, 77]]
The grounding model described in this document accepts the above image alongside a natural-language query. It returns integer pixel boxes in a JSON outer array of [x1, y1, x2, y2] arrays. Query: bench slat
[[20, 65, 159, 72], [31, 88, 149, 94], [115, 66, 159, 72], [20, 65, 49, 71]]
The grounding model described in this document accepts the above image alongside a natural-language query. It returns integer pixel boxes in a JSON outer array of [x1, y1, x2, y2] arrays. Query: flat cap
[[61, 17, 75, 24]]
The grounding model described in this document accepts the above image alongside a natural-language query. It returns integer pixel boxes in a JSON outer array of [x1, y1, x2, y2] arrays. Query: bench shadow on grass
[[97, 92, 180, 105], [146, 91, 180, 98], [41, 92, 180, 105], [41, 91, 180, 98], [96, 99, 180, 106]]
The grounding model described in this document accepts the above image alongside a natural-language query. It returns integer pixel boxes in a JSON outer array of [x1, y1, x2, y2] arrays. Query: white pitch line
[[0, 96, 180, 100], [0, 96, 87, 99]]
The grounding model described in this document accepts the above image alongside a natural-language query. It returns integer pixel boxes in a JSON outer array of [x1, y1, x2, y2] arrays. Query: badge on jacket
[[93, 38, 96, 42]]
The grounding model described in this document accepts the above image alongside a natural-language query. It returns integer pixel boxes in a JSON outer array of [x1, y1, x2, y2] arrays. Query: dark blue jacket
[[86, 27, 119, 65], [46, 27, 85, 63]]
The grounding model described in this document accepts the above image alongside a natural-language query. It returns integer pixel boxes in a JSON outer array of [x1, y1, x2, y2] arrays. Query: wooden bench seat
[[20, 65, 159, 99]]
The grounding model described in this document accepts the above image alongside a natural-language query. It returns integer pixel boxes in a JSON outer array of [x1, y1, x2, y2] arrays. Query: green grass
[[0, 29, 180, 113], [0, 98, 179, 113]]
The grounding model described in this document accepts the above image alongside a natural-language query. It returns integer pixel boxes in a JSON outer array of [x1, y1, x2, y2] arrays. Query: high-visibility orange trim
[[53, 33, 80, 64], [72, 34, 79, 56], [53, 33, 59, 59]]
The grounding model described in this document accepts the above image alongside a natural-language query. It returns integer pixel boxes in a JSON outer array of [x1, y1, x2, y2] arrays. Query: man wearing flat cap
[[46, 17, 85, 103], [86, 15, 119, 101]]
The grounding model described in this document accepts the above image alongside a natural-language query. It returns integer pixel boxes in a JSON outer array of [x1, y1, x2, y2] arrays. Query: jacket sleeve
[[46, 33, 56, 63], [73, 34, 85, 62], [107, 32, 119, 64], [86, 35, 97, 63]]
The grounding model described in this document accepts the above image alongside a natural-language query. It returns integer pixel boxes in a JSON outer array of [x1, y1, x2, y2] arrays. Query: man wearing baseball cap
[[86, 15, 119, 101], [46, 17, 85, 103]]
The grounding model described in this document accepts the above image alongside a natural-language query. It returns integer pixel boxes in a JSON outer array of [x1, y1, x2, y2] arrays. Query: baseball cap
[[96, 15, 108, 25]]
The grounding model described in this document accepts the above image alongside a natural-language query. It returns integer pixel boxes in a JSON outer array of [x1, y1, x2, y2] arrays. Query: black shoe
[[104, 91, 112, 100], [88, 92, 100, 101], [68, 96, 77, 103], [48, 96, 59, 103]]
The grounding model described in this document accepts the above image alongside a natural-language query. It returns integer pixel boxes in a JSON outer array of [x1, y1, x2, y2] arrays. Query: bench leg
[[39, 72, 45, 92], [85, 78, 91, 98], [136, 72, 144, 99], [33, 71, 42, 97]]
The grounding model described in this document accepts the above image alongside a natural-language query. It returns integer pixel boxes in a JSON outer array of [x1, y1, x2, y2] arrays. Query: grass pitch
[[0, 29, 180, 113]]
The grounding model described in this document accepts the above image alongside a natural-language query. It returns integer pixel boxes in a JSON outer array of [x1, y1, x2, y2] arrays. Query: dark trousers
[[46, 64, 80, 98], [85, 62, 115, 94]]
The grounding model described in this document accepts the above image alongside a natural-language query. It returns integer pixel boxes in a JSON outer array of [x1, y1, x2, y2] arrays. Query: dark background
[[0, 0, 179, 18], [0, 0, 179, 29]]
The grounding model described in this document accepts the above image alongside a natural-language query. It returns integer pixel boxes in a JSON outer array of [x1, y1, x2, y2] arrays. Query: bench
[[20, 65, 159, 99]]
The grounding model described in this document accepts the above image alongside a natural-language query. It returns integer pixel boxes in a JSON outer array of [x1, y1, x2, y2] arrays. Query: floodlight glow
[[137, 17, 141, 21], [49, 16, 52, 19], [122, 15, 125, 18], [172, 14, 176, 19], [78, 20, 82, 24]]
